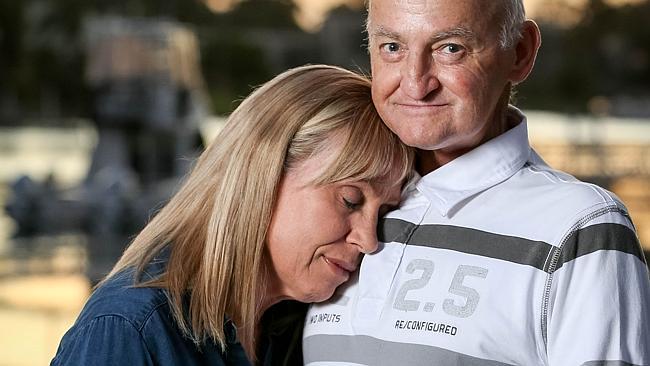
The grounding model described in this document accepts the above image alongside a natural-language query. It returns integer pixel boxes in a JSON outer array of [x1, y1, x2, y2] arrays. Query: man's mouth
[[395, 102, 448, 109]]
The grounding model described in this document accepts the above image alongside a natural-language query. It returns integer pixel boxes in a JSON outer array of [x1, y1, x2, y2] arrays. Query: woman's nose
[[347, 214, 379, 254]]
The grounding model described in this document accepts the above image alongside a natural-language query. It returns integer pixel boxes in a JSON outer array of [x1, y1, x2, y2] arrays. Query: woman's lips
[[323, 256, 356, 277]]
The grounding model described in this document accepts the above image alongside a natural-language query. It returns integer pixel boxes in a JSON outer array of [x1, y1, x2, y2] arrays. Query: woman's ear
[[509, 19, 542, 84]]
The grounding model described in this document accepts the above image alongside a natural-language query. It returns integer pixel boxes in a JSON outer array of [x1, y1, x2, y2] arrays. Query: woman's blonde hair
[[105, 64, 413, 359]]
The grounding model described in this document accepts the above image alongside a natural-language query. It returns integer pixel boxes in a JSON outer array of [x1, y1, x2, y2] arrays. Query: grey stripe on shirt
[[581, 361, 644, 366], [378, 219, 644, 273], [303, 334, 514, 366], [554, 223, 645, 272]]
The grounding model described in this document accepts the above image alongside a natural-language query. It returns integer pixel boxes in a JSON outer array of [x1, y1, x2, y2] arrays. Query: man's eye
[[435, 43, 466, 63], [442, 43, 464, 54], [381, 43, 401, 53]]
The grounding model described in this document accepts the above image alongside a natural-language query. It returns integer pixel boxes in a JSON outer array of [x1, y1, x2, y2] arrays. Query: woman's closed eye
[[340, 185, 364, 211], [343, 197, 362, 210]]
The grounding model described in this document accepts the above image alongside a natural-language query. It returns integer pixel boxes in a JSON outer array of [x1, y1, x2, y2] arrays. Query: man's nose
[[401, 51, 439, 100], [348, 214, 379, 254]]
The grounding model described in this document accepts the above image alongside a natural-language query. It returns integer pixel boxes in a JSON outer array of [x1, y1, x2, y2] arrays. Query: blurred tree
[[319, 5, 369, 72], [221, 0, 300, 29], [0, 0, 306, 120], [199, 0, 314, 114], [5, 0, 648, 122], [0, 0, 27, 122], [201, 32, 272, 113], [518, 0, 650, 116], [34, 0, 89, 118], [0, 0, 90, 124]]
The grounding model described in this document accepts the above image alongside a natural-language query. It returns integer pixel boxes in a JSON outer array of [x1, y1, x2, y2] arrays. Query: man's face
[[368, 0, 517, 161]]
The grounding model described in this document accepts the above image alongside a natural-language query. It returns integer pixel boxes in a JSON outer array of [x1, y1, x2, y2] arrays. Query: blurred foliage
[[1, 0, 650, 124], [0, 0, 88, 119], [201, 32, 271, 112], [517, 0, 650, 114], [0, 0, 303, 123], [198, 0, 305, 113]]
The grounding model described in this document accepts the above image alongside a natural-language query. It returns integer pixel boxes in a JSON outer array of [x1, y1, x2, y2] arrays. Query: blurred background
[[0, 0, 649, 364]]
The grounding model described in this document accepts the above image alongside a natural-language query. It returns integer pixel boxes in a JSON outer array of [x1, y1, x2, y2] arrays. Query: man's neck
[[416, 106, 515, 175], [416, 150, 442, 174]]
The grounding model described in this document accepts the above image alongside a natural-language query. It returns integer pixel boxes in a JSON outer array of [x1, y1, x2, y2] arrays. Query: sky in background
[[206, 0, 649, 30]]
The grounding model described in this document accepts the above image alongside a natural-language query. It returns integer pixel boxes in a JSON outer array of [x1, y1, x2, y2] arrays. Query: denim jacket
[[51, 260, 306, 365]]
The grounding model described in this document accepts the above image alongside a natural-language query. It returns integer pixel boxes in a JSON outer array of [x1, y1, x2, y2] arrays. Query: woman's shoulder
[[51, 270, 171, 365], [77, 269, 170, 330]]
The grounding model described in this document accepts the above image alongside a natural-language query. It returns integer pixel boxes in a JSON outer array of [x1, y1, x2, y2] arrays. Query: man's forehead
[[404, 0, 427, 13], [369, 0, 501, 18], [368, 0, 501, 36]]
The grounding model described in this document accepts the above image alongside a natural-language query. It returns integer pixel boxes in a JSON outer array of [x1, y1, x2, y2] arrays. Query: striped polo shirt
[[303, 108, 650, 365]]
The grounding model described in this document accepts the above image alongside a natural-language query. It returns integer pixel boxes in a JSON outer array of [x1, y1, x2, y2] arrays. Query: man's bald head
[[365, 0, 526, 49]]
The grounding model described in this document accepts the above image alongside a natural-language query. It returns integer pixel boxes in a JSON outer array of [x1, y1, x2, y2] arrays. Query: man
[[303, 0, 650, 364]]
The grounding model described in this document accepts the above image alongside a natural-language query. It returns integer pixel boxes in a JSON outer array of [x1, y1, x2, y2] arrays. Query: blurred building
[[4, 16, 207, 284], [527, 110, 650, 249], [318, 5, 369, 72]]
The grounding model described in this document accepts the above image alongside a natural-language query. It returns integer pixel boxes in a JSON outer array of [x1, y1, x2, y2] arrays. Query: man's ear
[[509, 20, 542, 84]]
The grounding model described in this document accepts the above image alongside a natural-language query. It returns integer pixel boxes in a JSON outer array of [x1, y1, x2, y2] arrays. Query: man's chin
[[393, 132, 446, 151]]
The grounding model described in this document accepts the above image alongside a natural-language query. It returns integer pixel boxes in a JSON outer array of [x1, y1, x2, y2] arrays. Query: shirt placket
[[351, 191, 432, 332]]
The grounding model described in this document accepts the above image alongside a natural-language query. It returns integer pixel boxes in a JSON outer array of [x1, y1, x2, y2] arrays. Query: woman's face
[[265, 141, 404, 304]]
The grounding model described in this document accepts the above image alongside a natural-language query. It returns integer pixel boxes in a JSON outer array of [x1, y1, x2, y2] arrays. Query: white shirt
[[303, 108, 650, 366]]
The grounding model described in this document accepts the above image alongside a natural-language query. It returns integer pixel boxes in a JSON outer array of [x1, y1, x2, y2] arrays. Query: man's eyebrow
[[428, 27, 476, 44], [369, 25, 476, 44], [369, 26, 403, 42]]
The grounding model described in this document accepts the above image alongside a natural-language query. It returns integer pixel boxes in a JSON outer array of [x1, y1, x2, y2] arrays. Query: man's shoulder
[[514, 158, 627, 214]]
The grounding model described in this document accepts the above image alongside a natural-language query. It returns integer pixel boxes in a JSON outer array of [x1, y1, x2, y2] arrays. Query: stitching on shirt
[[73, 314, 154, 361], [138, 299, 169, 332], [83, 313, 141, 331], [137, 299, 171, 358], [527, 165, 618, 207], [539, 204, 626, 354], [525, 163, 636, 358], [379, 203, 431, 319]]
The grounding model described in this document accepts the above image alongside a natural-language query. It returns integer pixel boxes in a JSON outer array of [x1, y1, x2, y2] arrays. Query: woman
[[51, 65, 413, 365]]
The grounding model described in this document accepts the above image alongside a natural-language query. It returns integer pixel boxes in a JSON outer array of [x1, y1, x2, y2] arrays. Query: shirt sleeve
[[546, 213, 650, 365], [51, 315, 154, 366]]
